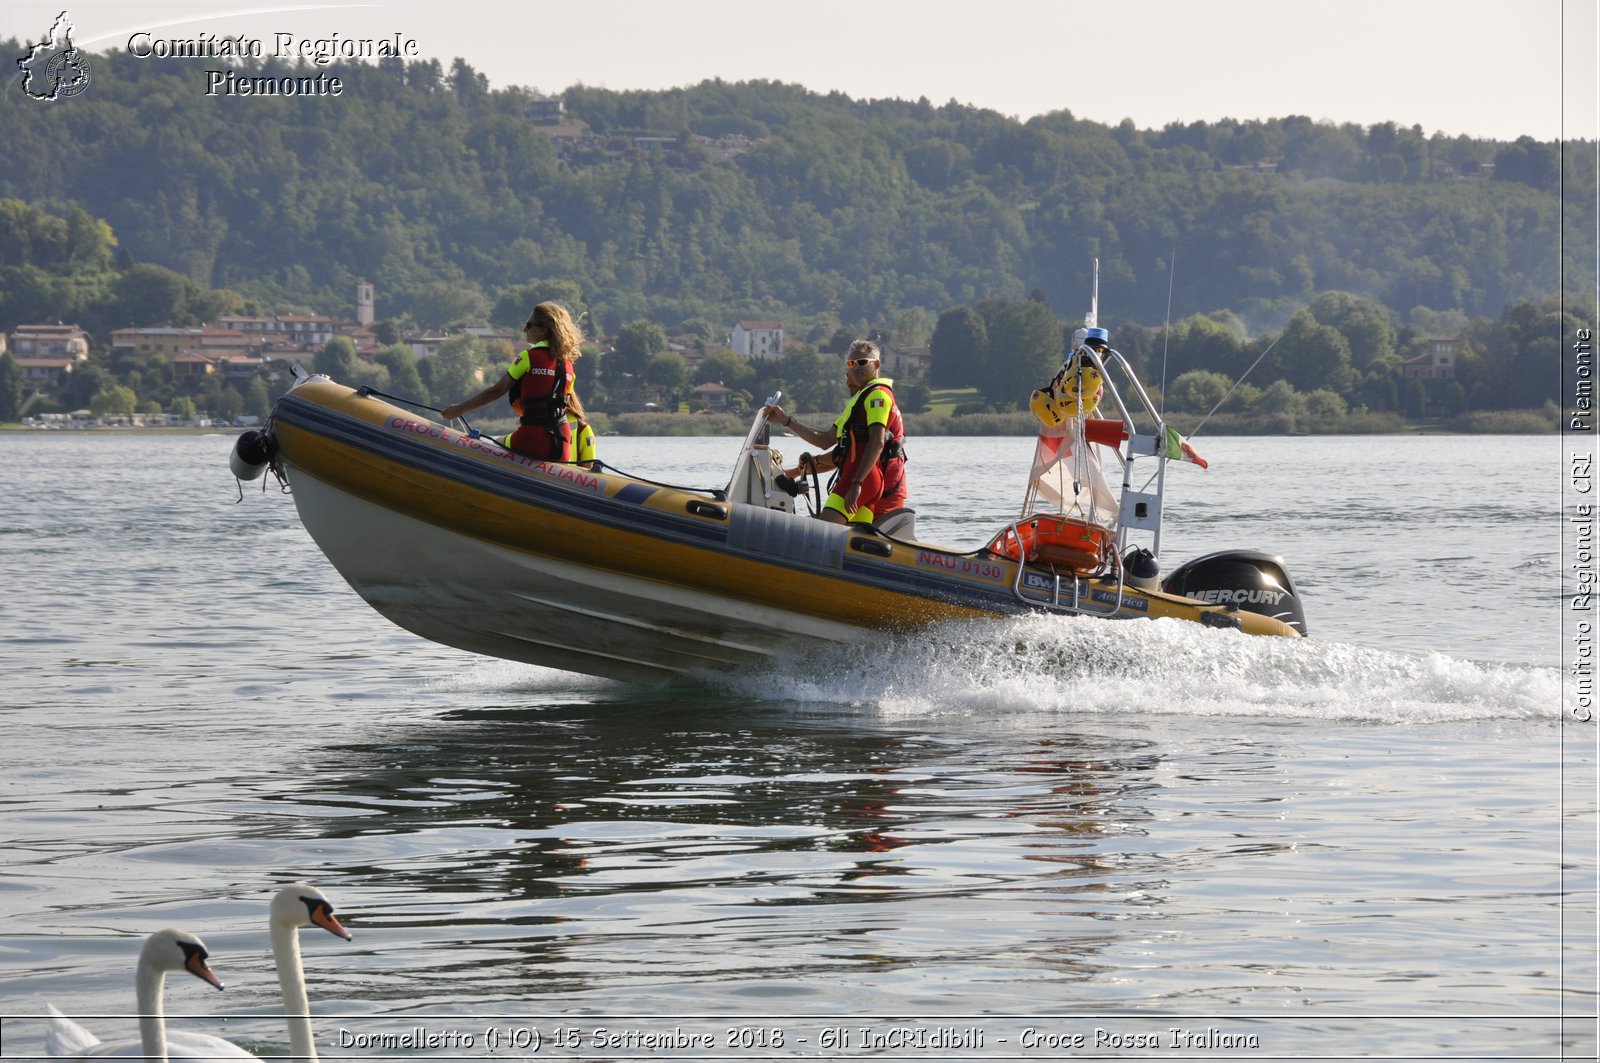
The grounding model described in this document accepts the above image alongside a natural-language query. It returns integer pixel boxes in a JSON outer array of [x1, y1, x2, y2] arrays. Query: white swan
[[45, 927, 252, 1060], [46, 884, 351, 1062], [267, 882, 351, 1062]]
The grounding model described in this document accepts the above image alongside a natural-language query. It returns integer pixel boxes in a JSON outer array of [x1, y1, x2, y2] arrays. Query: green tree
[[90, 385, 137, 418], [1254, 380, 1308, 426], [1165, 370, 1233, 413], [891, 307, 932, 348], [757, 348, 846, 414], [822, 328, 857, 356], [1166, 314, 1248, 381], [0, 353, 22, 422], [214, 385, 245, 422], [0, 264, 72, 326], [1265, 310, 1357, 395], [60, 362, 109, 411], [1362, 370, 1400, 412], [1455, 299, 1568, 409], [929, 306, 988, 389], [694, 348, 755, 390], [170, 395, 197, 421], [904, 138, 970, 191], [611, 320, 669, 382], [0, 200, 114, 270], [1304, 389, 1348, 420], [644, 352, 689, 406], [1402, 376, 1427, 418], [411, 282, 491, 328], [425, 334, 490, 407], [897, 378, 931, 414], [1498, 300, 1569, 408], [314, 337, 359, 380], [189, 287, 246, 324], [1493, 136, 1560, 191], [375, 343, 427, 402], [113, 264, 191, 326], [244, 377, 273, 420], [63, 207, 116, 270], [978, 300, 1062, 409], [678, 317, 720, 342], [1308, 291, 1395, 368]]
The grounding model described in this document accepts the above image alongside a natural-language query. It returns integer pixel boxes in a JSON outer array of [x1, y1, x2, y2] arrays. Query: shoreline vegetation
[[460, 405, 1562, 437], [2, 405, 1558, 437]]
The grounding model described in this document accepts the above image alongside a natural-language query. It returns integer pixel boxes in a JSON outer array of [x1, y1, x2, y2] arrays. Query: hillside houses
[[10, 323, 89, 358], [4, 295, 945, 429], [879, 342, 930, 379], [214, 313, 335, 346], [110, 319, 334, 380], [731, 320, 783, 359], [9, 323, 90, 387], [1401, 337, 1459, 381]]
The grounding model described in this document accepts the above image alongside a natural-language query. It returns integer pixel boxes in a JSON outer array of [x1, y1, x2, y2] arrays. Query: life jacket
[[831, 378, 906, 471], [508, 340, 569, 430], [569, 413, 596, 465], [1029, 346, 1104, 429]]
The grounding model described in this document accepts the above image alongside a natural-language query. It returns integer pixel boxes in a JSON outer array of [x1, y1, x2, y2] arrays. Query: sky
[[4, 0, 1596, 143]]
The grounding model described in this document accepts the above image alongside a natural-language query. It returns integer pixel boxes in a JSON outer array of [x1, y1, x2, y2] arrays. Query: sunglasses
[[846, 357, 875, 368]]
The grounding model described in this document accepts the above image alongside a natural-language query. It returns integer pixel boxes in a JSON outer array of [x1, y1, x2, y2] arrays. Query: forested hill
[[0, 46, 1590, 336]]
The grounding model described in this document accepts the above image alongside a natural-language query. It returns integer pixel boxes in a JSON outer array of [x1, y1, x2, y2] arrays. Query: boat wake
[[718, 615, 1566, 724]]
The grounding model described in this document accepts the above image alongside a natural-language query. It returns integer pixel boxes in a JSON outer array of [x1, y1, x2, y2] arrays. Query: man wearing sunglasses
[[764, 340, 908, 525]]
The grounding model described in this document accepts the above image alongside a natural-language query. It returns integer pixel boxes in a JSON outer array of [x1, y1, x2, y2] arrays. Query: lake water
[[0, 431, 1593, 1061]]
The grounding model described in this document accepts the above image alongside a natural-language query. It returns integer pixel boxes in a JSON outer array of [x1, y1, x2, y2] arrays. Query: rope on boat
[[589, 460, 727, 499], [353, 384, 494, 450], [353, 383, 507, 441], [353, 384, 449, 417]]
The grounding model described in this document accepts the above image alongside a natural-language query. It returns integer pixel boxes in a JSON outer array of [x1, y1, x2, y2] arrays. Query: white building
[[10, 323, 89, 360], [730, 320, 783, 360]]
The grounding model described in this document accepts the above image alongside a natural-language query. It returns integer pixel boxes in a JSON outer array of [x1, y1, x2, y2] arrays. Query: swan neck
[[272, 921, 317, 1061], [135, 964, 169, 1062]]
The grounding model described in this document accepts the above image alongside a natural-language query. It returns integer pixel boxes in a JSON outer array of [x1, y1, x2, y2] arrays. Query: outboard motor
[[1163, 549, 1308, 635], [230, 428, 275, 481]]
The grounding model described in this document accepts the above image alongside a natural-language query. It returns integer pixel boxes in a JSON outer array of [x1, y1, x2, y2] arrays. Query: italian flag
[[1162, 425, 1208, 468]]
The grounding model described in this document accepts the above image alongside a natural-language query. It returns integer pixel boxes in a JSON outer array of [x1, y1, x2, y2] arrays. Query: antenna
[[1085, 258, 1099, 328], [1158, 248, 1176, 415]]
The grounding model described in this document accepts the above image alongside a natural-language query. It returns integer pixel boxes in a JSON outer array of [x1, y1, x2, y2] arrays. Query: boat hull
[[266, 379, 1299, 683], [287, 469, 868, 684]]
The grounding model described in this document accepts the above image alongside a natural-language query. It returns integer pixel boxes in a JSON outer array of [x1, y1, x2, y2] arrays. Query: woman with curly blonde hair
[[443, 301, 587, 461]]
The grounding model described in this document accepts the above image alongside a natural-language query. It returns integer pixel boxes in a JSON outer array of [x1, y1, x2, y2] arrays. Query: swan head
[[272, 883, 352, 941], [143, 928, 226, 990]]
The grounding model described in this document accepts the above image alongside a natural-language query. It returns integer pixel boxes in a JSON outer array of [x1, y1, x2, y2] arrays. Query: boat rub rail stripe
[[275, 394, 1022, 613]]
